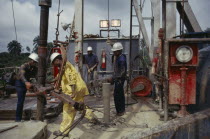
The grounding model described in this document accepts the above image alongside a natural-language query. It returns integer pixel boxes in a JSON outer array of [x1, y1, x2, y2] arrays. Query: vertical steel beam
[[151, 0, 160, 57], [130, 0, 133, 80], [133, 0, 151, 60], [74, 0, 84, 76], [176, 2, 202, 32], [165, 1, 176, 39], [163, 40, 169, 122], [162, 0, 166, 39], [37, 0, 51, 121]]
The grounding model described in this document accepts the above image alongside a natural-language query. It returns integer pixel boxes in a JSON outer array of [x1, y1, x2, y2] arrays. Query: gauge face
[[175, 45, 193, 63]]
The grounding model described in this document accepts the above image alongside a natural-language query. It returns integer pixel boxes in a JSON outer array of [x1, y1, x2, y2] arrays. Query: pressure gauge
[[175, 45, 193, 63]]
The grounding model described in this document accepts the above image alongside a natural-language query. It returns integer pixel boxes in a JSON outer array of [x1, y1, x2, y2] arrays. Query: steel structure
[[74, 0, 84, 75], [37, 0, 52, 121]]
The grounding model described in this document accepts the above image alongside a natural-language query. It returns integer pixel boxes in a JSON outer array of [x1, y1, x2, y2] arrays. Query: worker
[[15, 53, 39, 122], [109, 42, 127, 116], [151, 48, 161, 103], [50, 53, 98, 136], [84, 46, 99, 96]]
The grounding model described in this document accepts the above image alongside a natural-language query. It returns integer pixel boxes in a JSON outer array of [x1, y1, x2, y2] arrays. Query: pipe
[[37, 0, 51, 121], [163, 40, 169, 122], [103, 83, 111, 124], [162, 0, 166, 39], [167, 38, 210, 42], [177, 67, 189, 117]]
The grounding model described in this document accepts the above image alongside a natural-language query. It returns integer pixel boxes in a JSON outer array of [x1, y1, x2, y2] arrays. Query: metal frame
[[100, 29, 120, 38]]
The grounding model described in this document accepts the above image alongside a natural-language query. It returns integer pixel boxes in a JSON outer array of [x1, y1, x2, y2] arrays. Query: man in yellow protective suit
[[50, 52, 97, 136]]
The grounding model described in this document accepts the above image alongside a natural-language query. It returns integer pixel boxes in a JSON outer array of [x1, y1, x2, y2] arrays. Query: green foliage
[[0, 52, 30, 68], [33, 35, 40, 53], [33, 35, 53, 54], [26, 46, 31, 53], [7, 40, 22, 56]]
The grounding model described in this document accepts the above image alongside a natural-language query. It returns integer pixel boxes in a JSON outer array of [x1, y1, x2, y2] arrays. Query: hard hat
[[50, 52, 61, 63], [28, 53, 39, 62], [87, 46, 93, 51], [111, 42, 123, 51]]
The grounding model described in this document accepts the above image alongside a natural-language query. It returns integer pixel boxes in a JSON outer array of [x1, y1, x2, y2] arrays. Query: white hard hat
[[28, 53, 38, 62], [87, 46, 93, 51], [50, 52, 61, 64], [111, 42, 123, 51]]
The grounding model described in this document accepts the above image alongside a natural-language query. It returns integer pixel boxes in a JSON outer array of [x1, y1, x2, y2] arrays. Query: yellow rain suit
[[60, 61, 94, 133]]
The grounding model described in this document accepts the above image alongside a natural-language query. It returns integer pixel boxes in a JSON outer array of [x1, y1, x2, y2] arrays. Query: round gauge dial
[[175, 45, 193, 63]]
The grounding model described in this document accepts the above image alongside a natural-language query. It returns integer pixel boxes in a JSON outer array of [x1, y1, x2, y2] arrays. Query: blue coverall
[[113, 54, 127, 114], [15, 63, 37, 121]]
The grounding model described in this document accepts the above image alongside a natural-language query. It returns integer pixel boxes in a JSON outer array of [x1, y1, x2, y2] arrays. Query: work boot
[[116, 112, 125, 116], [53, 130, 68, 137]]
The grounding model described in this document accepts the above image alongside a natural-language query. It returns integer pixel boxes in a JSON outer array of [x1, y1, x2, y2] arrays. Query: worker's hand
[[70, 94, 75, 98], [90, 67, 94, 72], [54, 76, 58, 82], [88, 69, 91, 73], [25, 82, 32, 90]]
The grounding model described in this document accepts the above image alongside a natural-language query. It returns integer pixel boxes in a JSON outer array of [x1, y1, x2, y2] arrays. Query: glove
[[25, 82, 32, 90]]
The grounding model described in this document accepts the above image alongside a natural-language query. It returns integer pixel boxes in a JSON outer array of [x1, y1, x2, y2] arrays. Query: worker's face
[[29, 60, 38, 67], [53, 59, 62, 67], [113, 50, 121, 57], [88, 51, 92, 55]]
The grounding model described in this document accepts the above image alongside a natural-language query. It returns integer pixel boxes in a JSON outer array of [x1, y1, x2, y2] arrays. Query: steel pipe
[[103, 83, 111, 124]]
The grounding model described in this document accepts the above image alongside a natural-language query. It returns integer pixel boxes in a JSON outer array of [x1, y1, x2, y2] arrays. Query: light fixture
[[100, 20, 109, 28], [61, 22, 71, 31], [176, 45, 193, 63], [111, 19, 121, 27]]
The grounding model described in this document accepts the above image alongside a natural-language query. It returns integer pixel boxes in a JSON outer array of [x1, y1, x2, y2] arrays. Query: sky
[[0, 0, 209, 53]]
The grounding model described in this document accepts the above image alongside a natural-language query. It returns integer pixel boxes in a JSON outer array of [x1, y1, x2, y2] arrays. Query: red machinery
[[168, 41, 198, 117], [130, 76, 152, 97], [101, 49, 106, 70]]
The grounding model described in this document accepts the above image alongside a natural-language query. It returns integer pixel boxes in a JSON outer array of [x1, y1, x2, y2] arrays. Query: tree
[[33, 35, 54, 54], [33, 35, 40, 53], [7, 40, 22, 56], [26, 46, 31, 53]]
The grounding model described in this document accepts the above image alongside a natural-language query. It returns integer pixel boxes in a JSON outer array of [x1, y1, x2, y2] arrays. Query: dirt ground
[[47, 94, 163, 139]]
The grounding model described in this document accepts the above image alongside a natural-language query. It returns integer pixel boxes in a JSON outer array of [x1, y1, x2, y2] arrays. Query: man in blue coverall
[[85, 46, 99, 95], [15, 53, 38, 122], [109, 42, 127, 116]]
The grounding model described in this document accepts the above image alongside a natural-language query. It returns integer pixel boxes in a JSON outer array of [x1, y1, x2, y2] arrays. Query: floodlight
[[111, 19, 121, 27], [61, 22, 71, 31], [100, 20, 109, 28]]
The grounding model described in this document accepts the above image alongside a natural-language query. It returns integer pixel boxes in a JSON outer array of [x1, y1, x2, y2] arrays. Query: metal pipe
[[129, 0, 133, 106], [163, 40, 169, 122], [74, 0, 84, 76], [177, 67, 189, 117], [130, 0, 133, 74], [162, 0, 166, 39], [167, 38, 210, 42], [37, 0, 51, 121], [103, 83, 111, 124]]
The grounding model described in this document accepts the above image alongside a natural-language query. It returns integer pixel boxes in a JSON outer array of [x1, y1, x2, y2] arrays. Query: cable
[[55, 0, 63, 41], [11, 0, 17, 41]]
